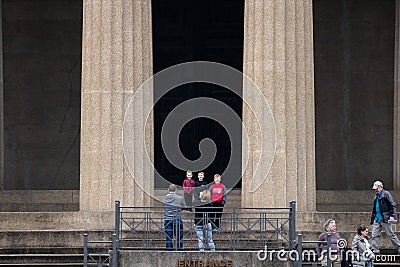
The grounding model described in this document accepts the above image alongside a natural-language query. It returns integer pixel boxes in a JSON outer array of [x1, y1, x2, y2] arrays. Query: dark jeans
[[184, 193, 193, 207], [211, 202, 224, 228], [164, 218, 183, 250]]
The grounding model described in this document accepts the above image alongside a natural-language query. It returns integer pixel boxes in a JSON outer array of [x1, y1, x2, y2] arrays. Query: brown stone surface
[[119, 251, 291, 267], [315, 190, 400, 212], [242, 0, 315, 211], [80, 0, 153, 211], [0, 190, 79, 211]]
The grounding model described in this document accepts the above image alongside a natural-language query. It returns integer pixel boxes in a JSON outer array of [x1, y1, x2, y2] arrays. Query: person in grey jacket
[[370, 180, 400, 254], [163, 184, 186, 250], [352, 225, 373, 267]]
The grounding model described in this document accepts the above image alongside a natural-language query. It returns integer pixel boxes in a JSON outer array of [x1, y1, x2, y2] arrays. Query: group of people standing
[[316, 180, 400, 267], [162, 170, 227, 251], [163, 176, 400, 259]]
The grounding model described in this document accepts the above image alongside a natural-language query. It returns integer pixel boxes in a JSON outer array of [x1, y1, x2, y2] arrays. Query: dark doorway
[[313, 0, 395, 190], [2, 0, 82, 189], [152, 0, 244, 188]]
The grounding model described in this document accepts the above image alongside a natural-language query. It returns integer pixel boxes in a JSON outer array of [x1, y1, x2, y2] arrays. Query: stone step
[[0, 247, 110, 266], [0, 254, 85, 264], [1, 231, 398, 265], [0, 190, 79, 212], [1, 227, 399, 250], [0, 230, 114, 248], [0, 203, 79, 212], [0, 248, 81, 254], [0, 189, 394, 213], [297, 230, 400, 250], [0, 247, 106, 254], [0, 264, 85, 266], [316, 190, 400, 212]]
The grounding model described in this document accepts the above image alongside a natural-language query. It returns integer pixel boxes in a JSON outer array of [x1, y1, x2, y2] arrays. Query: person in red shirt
[[210, 174, 227, 231], [182, 170, 195, 208]]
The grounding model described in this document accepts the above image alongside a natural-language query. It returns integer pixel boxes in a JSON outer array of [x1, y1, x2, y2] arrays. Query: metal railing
[[295, 233, 335, 267], [83, 233, 118, 267], [114, 200, 296, 251]]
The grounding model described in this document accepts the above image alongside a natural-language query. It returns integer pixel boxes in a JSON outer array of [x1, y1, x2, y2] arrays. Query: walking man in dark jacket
[[370, 180, 400, 254], [163, 184, 186, 250]]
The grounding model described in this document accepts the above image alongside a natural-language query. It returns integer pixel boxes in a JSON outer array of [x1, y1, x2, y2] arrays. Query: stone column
[[242, 0, 316, 211], [394, 0, 400, 190], [0, 0, 3, 190], [80, 0, 153, 211]]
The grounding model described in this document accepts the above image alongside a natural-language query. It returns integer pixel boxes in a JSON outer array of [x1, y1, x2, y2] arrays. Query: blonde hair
[[200, 189, 211, 202]]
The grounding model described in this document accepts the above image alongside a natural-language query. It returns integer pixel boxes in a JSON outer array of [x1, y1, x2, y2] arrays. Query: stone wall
[[2, 0, 82, 189], [314, 0, 395, 190], [119, 251, 291, 267]]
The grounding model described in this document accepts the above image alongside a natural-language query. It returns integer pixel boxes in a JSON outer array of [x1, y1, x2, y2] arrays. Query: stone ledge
[[0, 230, 113, 248], [119, 251, 291, 267], [297, 211, 379, 231], [0, 211, 114, 230], [316, 190, 400, 212], [0, 190, 79, 212], [0, 210, 398, 235]]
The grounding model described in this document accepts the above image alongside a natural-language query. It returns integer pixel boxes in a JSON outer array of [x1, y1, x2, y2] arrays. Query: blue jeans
[[164, 219, 183, 250], [195, 223, 215, 251]]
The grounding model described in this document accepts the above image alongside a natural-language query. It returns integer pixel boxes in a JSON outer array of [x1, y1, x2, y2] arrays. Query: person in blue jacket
[[370, 180, 400, 254]]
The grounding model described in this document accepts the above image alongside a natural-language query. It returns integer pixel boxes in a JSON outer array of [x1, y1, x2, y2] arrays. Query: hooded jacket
[[163, 193, 186, 220], [370, 189, 397, 224], [351, 234, 372, 267], [193, 199, 212, 226]]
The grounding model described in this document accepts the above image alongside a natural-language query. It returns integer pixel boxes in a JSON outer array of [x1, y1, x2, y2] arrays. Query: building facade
[[0, 0, 399, 229]]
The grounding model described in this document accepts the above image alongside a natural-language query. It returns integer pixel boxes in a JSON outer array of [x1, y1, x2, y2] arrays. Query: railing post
[[83, 234, 88, 267], [295, 234, 303, 267], [115, 200, 121, 244], [289, 201, 296, 250], [112, 233, 118, 267], [144, 212, 149, 248], [230, 207, 237, 251], [327, 234, 332, 267]]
